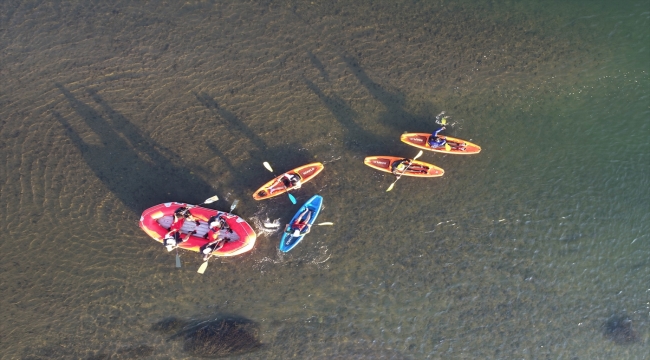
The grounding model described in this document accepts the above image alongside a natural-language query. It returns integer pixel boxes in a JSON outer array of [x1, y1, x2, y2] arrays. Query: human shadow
[[340, 53, 435, 132], [307, 50, 329, 81], [54, 84, 216, 213], [303, 77, 393, 155], [195, 92, 312, 186]]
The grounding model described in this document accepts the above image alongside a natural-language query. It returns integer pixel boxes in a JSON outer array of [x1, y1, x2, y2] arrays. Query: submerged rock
[[182, 318, 262, 357], [604, 313, 639, 345], [158, 315, 262, 358]]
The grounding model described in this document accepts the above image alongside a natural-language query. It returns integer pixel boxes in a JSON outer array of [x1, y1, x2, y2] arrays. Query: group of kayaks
[[138, 114, 480, 273], [365, 118, 480, 182]]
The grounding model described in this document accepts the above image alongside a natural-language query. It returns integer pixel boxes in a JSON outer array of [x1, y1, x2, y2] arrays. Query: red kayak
[[139, 202, 256, 257]]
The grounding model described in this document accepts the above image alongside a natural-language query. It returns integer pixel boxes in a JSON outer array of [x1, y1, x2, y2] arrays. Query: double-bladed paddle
[[262, 162, 297, 204], [386, 150, 424, 192]]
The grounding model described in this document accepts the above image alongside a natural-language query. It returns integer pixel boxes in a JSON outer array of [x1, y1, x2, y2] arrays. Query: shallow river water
[[1, 0, 648, 359]]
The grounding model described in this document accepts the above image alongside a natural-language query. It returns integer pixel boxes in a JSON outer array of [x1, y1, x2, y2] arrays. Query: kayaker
[[169, 206, 200, 232], [391, 159, 411, 175], [284, 209, 312, 237], [281, 173, 302, 189], [427, 127, 447, 148], [428, 126, 466, 150], [391, 158, 429, 175]]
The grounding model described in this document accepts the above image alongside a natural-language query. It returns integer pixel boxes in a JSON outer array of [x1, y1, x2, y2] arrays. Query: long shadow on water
[[195, 92, 313, 190], [303, 77, 391, 155], [303, 53, 439, 156], [342, 53, 437, 133], [54, 84, 216, 213]]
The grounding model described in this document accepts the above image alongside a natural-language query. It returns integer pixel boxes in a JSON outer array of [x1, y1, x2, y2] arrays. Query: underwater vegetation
[[152, 315, 263, 358], [603, 313, 639, 345]]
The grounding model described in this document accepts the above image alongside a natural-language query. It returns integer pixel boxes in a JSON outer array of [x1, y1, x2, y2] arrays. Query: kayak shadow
[[54, 84, 217, 213]]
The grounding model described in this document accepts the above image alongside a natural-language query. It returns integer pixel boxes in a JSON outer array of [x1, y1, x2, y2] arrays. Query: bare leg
[[295, 209, 309, 223]]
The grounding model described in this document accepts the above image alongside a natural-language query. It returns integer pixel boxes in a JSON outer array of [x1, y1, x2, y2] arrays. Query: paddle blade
[[386, 182, 396, 192], [288, 193, 297, 204], [317, 222, 334, 226], [413, 150, 424, 160], [230, 199, 239, 212], [445, 143, 452, 151], [203, 195, 219, 204], [441, 117, 447, 125], [197, 260, 209, 274], [263, 162, 274, 173], [175, 253, 181, 268]]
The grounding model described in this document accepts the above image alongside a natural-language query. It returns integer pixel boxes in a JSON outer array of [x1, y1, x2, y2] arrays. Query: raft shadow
[[54, 84, 216, 213]]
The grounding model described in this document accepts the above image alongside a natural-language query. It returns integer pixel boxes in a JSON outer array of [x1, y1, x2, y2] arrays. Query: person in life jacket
[[163, 229, 195, 250], [427, 127, 447, 148], [168, 206, 200, 233], [198, 214, 233, 260], [284, 209, 312, 237], [428, 126, 466, 150], [199, 237, 229, 261], [391, 159, 411, 175], [203, 214, 232, 240], [391, 158, 429, 175], [281, 173, 302, 189]]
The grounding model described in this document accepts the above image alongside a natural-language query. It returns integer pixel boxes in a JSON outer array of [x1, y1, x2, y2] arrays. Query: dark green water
[[1, 0, 648, 358]]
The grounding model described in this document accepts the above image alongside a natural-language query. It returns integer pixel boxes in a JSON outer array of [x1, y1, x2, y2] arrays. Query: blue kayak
[[279, 195, 323, 252]]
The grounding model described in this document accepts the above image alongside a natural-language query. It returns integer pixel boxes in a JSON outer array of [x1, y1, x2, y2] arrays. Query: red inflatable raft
[[139, 202, 256, 257]]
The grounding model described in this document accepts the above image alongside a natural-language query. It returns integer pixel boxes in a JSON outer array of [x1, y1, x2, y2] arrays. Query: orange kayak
[[252, 162, 324, 200], [401, 133, 481, 154], [364, 156, 444, 177]]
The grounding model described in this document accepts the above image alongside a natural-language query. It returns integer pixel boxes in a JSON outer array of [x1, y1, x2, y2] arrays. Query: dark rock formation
[[154, 315, 262, 358], [604, 313, 639, 345]]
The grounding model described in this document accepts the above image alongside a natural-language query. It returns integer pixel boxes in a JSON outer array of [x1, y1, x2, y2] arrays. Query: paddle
[[192, 195, 220, 207], [170, 195, 219, 268], [316, 222, 334, 226], [197, 199, 239, 274], [386, 150, 424, 192], [262, 162, 297, 204], [168, 230, 196, 268]]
